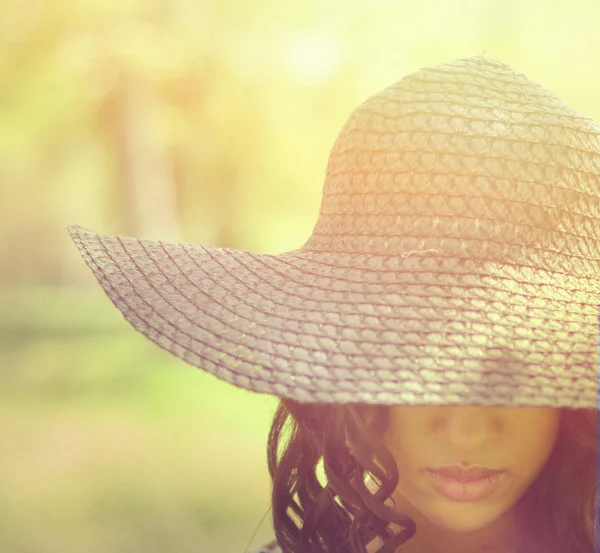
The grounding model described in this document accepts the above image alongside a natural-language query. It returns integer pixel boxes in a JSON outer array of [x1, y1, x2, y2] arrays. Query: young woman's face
[[379, 405, 561, 550]]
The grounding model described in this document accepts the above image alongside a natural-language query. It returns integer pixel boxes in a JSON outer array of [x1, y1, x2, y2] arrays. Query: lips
[[429, 466, 502, 482]]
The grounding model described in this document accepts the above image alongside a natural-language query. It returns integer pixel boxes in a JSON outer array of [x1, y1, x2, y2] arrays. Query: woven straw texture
[[68, 55, 600, 409]]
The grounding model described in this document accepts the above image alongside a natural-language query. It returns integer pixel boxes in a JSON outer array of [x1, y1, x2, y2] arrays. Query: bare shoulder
[[248, 538, 282, 553]]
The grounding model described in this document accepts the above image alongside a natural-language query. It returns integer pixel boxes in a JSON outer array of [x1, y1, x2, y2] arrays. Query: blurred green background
[[2, 0, 600, 551]]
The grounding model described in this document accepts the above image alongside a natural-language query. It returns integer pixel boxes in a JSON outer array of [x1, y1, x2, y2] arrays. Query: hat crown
[[303, 55, 600, 279]]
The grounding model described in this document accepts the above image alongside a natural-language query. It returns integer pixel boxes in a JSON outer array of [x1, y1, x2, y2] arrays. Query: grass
[[0, 286, 280, 553]]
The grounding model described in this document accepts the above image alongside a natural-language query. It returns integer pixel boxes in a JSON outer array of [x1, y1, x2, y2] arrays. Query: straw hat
[[68, 55, 600, 409]]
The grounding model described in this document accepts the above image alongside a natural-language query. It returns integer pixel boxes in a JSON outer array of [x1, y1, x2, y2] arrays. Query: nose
[[434, 406, 501, 450]]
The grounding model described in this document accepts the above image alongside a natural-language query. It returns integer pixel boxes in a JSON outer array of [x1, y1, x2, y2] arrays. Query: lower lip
[[427, 470, 504, 502]]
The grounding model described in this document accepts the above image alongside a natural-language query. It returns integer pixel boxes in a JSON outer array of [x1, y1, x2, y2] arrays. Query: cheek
[[515, 413, 562, 477], [381, 422, 417, 466]]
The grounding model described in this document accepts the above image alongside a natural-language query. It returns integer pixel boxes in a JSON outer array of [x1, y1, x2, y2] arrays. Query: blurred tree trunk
[[113, 68, 181, 242]]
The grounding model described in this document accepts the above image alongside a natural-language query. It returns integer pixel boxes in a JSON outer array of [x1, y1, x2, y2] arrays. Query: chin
[[424, 502, 508, 534], [432, 515, 496, 533]]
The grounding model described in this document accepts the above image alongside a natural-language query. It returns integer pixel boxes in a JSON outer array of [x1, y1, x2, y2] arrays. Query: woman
[[68, 55, 600, 553]]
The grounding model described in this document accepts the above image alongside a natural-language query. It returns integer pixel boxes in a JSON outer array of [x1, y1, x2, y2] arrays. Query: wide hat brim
[[67, 223, 598, 409]]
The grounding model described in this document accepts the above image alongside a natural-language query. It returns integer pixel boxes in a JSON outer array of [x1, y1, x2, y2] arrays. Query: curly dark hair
[[263, 399, 599, 553]]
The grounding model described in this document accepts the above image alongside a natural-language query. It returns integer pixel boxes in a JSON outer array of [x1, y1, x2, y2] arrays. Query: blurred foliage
[[0, 286, 279, 553], [2, 0, 600, 551]]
